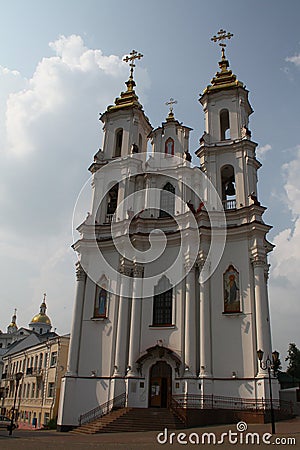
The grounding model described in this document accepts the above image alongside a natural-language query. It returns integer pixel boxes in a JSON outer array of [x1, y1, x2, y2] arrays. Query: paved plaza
[[0, 417, 299, 450]]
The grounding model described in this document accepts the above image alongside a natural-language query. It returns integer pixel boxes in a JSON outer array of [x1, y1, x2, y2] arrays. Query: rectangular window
[[26, 384, 30, 398], [153, 288, 172, 325], [50, 351, 57, 367], [48, 382, 55, 398], [31, 383, 35, 398]]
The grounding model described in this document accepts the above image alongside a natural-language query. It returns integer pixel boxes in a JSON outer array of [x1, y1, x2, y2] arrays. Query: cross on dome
[[211, 29, 234, 60], [123, 50, 143, 80], [165, 97, 177, 114], [165, 97, 177, 120]]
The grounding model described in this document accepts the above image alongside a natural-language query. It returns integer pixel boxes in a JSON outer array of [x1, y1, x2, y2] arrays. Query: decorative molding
[[75, 262, 86, 282], [251, 257, 266, 269], [133, 264, 144, 278], [184, 260, 196, 273], [119, 258, 132, 276], [119, 265, 132, 276]]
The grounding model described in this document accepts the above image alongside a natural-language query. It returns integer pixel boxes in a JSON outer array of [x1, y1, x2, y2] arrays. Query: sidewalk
[[0, 417, 299, 450], [17, 422, 43, 431]]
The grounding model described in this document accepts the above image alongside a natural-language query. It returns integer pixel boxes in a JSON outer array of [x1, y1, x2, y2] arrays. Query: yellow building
[[0, 298, 69, 428]]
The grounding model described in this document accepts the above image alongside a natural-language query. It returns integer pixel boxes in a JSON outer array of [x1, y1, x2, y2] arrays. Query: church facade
[[58, 39, 278, 430]]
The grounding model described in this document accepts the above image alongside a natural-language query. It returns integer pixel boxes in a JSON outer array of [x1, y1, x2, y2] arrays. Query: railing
[[32, 368, 43, 377], [79, 392, 126, 426], [169, 395, 188, 426], [223, 199, 236, 210], [105, 214, 115, 223], [170, 394, 293, 415]]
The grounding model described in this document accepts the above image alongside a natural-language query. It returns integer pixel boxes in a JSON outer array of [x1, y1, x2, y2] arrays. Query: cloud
[[256, 143, 271, 160], [269, 146, 300, 358], [0, 35, 150, 334], [286, 54, 300, 67]]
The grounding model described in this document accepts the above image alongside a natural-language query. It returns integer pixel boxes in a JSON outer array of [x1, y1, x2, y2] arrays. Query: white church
[[58, 32, 279, 430]]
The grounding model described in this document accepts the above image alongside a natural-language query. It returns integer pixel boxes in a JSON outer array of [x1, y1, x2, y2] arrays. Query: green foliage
[[46, 417, 57, 430], [285, 343, 300, 379], [273, 355, 282, 375]]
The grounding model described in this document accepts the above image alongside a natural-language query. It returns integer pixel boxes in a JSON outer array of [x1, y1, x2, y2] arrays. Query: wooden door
[[149, 361, 172, 407]]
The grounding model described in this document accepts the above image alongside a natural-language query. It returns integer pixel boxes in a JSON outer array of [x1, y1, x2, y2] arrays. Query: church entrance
[[149, 361, 172, 408]]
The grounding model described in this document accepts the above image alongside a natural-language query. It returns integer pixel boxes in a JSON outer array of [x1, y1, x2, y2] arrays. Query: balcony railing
[[105, 213, 115, 223], [26, 367, 43, 377], [32, 368, 43, 377], [222, 199, 236, 210]]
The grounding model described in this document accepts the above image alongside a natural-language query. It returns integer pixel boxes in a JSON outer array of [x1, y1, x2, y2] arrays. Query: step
[[72, 407, 184, 434]]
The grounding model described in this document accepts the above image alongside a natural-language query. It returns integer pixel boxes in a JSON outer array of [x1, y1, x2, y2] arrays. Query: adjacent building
[[0, 298, 69, 427]]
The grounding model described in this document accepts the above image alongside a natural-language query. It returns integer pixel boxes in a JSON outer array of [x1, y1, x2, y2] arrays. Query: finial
[[211, 29, 233, 60], [123, 50, 143, 82], [165, 97, 177, 120], [43, 292, 47, 302], [14, 308, 17, 316]]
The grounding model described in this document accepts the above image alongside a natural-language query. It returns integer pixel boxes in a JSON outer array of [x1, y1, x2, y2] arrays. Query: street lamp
[[257, 350, 279, 435], [9, 371, 23, 436]]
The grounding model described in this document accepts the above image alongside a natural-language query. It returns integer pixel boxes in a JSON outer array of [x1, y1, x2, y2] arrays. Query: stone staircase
[[71, 407, 184, 434]]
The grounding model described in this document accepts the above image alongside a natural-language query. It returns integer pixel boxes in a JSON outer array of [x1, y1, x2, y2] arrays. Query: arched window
[[94, 287, 108, 318], [159, 182, 175, 218], [220, 109, 230, 140], [114, 129, 123, 157], [221, 165, 236, 210], [106, 184, 118, 222], [165, 137, 174, 156], [153, 276, 173, 326]]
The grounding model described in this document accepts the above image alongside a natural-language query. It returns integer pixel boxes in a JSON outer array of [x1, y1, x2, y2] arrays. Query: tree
[[285, 343, 300, 379], [272, 354, 282, 375]]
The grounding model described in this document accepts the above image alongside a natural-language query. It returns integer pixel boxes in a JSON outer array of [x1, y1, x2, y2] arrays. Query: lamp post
[[257, 350, 279, 435], [9, 371, 23, 436]]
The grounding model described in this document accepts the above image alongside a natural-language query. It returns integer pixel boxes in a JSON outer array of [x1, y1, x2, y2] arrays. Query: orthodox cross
[[211, 29, 234, 48], [123, 50, 143, 78], [165, 97, 177, 115]]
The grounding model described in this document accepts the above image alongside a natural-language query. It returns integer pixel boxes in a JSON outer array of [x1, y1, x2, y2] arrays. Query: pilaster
[[66, 262, 86, 376]]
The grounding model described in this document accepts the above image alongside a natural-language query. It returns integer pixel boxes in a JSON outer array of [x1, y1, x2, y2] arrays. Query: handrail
[[171, 394, 293, 415], [79, 392, 126, 426], [169, 396, 187, 426]]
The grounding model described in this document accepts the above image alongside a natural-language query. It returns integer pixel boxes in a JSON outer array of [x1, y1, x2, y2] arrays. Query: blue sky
[[0, 0, 300, 366]]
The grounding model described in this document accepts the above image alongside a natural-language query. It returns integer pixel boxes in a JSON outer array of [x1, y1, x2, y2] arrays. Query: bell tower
[[89, 50, 152, 225], [196, 30, 277, 401], [97, 50, 152, 162], [197, 30, 260, 211]]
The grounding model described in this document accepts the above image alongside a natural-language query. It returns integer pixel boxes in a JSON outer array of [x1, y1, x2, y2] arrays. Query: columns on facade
[[199, 259, 212, 377], [252, 257, 272, 375], [114, 263, 132, 376], [184, 262, 196, 376], [66, 262, 86, 376], [127, 264, 144, 377]]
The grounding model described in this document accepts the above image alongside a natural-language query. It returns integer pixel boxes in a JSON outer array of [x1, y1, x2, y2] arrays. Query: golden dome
[[30, 296, 52, 327], [31, 313, 51, 325]]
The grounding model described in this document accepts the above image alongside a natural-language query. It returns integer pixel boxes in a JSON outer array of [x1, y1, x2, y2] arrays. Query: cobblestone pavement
[[0, 417, 299, 450]]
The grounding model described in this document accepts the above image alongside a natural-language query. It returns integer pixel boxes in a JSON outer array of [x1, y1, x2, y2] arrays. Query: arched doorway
[[149, 361, 172, 408]]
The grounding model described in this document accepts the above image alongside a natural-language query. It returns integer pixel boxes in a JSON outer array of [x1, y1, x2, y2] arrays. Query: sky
[[0, 0, 299, 367]]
